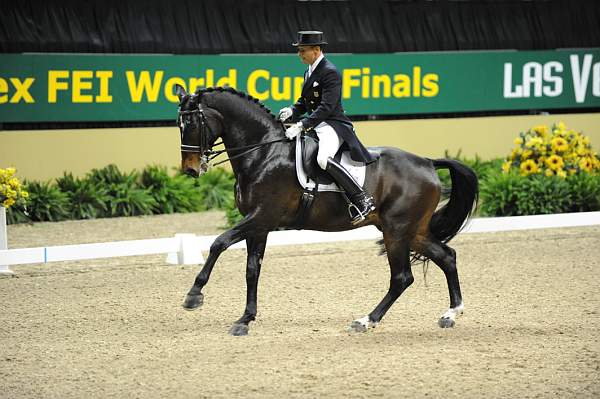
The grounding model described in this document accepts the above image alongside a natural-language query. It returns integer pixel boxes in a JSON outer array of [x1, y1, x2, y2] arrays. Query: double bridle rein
[[178, 104, 289, 168]]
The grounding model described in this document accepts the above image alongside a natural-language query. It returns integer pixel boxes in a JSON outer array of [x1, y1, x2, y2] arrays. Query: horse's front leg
[[229, 233, 268, 336], [182, 216, 253, 310]]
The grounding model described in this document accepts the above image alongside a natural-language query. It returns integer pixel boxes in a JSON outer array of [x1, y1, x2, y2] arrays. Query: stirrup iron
[[342, 192, 368, 224], [349, 203, 366, 223]]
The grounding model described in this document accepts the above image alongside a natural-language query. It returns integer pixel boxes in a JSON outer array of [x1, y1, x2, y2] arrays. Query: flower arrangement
[[0, 167, 29, 209], [502, 122, 600, 177]]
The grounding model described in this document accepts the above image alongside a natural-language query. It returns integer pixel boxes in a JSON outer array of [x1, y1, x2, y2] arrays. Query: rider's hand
[[285, 122, 303, 140], [278, 107, 293, 122]]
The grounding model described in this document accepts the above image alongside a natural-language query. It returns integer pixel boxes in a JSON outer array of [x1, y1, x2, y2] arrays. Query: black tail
[[430, 159, 479, 244]]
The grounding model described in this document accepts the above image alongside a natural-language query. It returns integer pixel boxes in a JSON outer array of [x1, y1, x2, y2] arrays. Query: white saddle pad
[[295, 134, 366, 192]]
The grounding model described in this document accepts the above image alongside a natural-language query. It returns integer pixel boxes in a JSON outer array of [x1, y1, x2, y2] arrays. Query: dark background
[[2, 0, 598, 54]]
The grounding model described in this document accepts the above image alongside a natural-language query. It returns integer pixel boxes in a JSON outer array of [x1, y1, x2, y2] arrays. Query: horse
[[175, 85, 478, 336]]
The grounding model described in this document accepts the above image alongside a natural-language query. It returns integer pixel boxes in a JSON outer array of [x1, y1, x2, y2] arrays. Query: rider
[[279, 30, 377, 224]]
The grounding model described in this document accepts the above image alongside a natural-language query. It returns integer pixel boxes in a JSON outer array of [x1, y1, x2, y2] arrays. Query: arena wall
[[2, 112, 599, 181]]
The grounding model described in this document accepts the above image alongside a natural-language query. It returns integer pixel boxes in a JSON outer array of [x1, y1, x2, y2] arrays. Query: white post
[[165, 234, 205, 265], [0, 206, 14, 275]]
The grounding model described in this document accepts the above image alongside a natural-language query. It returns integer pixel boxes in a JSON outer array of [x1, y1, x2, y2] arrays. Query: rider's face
[[297, 46, 321, 65]]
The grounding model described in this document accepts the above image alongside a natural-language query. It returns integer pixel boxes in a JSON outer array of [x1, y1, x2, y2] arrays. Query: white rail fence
[[1, 211, 600, 275]]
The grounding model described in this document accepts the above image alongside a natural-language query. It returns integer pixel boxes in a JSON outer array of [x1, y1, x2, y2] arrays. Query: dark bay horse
[[175, 85, 478, 336]]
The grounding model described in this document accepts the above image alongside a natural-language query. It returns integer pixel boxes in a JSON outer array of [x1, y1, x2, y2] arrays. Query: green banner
[[0, 49, 599, 123]]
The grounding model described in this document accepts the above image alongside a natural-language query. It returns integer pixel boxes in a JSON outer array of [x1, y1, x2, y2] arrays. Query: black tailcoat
[[291, 57, 376, 164]]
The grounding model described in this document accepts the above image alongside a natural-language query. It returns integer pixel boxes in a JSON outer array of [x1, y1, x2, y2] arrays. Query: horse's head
[[175, 84, 223, 177]]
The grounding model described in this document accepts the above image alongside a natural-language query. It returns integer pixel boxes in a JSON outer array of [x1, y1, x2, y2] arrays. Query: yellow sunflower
[[556, 170, 567, 179], [579, 157, 593, 172], [0, 167, 28, 209], [514, 137, 524, 145], [8, 177, 21, 189], [520, 159, 539, 176], [510, 148, 522, 160], [544, 169, 554, 177], [526, 137, 543, 148], [545, 155, 564, 171], [521, 149, 533, 161], [3, 198, 15, 208], [551, 137, 569, 152], [576, 145, 587, 156], [502, 161, 512, 173], [533, 125, 549, 137]]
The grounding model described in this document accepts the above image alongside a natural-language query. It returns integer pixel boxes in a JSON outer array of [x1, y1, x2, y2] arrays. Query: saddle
[[295, 130, 367, 192], [292, 130, 369, 228], [300, 129, 335, 185]]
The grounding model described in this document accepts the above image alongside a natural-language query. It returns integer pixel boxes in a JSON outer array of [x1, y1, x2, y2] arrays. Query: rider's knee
[[317, 153, 328, 170]]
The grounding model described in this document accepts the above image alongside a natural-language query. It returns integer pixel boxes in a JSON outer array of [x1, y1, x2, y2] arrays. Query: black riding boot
[[325, 157, 376, 224]]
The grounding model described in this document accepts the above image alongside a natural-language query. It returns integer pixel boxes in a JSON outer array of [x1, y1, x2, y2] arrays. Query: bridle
[[177, 103, 289, 169], [178, 104, 210, 154]]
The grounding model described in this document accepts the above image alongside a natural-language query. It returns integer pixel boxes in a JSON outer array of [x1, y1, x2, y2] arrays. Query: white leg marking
[[442, 303, 464, 321], [439, 303, 464, 328], [349, 315, 378, 333]]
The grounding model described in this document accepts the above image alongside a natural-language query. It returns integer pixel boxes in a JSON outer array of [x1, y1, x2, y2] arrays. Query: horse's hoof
[[182, 293, 204, 310], [438, 317, 455, 328], [349, 320, 368, 333], [229, 323, 249, 336], [349, 316, 375, 333]]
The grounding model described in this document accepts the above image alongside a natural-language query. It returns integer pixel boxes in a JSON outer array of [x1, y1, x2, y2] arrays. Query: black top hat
[[292, 31, 327, 47]]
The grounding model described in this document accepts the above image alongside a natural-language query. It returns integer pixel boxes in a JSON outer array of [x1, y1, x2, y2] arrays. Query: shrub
[[140, 165, 204, 213], [86, 164, 131, 185], [22, 181, 70, 222], [6, 203, 29, 224], [86, 165, 156, 217], [479, 122, 600, 216], [479, 172, 600, 216], [193, 168, 236, 210], [564, 173, 600, 212], [56, 172, 109, 219]]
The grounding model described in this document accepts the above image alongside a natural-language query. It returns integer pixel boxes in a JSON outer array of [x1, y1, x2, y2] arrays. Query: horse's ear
[[175, 84, 188, 101]]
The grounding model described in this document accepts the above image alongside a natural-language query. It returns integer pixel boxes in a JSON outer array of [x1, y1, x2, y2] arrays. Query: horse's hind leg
[[349, 234, 413, 332], [229, 233, 268, 336], [417, 237, 464, 328]]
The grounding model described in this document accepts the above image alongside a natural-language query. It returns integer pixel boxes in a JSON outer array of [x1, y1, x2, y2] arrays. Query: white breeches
[[315, 122, 343, 170]]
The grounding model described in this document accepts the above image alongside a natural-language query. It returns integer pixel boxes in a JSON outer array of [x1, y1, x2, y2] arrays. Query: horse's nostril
[[184, 168, 199, 178]]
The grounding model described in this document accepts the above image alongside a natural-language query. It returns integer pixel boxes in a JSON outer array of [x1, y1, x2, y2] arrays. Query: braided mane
[[196, 86, 279, 122]]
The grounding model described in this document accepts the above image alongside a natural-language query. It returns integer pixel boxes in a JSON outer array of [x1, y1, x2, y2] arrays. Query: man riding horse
[[175, 31, 478, 336], [279, 31, 377, 224]]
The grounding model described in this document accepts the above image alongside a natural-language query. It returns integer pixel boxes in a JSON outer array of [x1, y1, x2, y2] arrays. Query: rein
[[205, 137, 289, 167], [178, 103, 290, 169]]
